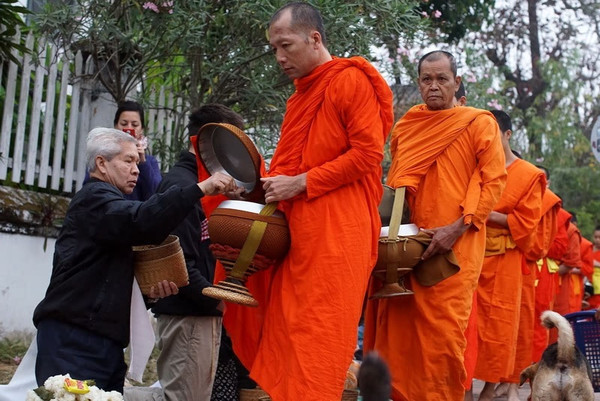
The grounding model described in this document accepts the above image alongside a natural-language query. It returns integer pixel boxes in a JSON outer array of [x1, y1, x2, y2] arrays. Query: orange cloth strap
[[386, 106, 493, 192], [484, 226, 516, 256]]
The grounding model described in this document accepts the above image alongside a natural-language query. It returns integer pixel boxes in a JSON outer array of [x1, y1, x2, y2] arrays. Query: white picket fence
[[0, 30, 184, 195]]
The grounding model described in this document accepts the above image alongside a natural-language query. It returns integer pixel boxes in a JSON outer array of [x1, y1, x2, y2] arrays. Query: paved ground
[[471, 380, 531, 400]]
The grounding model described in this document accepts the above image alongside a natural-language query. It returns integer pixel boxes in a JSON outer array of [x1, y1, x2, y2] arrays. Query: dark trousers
[[35, 319, 127, 393]]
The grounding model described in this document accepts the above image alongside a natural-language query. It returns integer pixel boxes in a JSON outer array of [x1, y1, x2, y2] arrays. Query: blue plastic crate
[[564, 310, 600, 392]]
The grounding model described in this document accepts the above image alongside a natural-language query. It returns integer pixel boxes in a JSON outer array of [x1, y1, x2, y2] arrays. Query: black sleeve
[[90, 183, 204, 246]]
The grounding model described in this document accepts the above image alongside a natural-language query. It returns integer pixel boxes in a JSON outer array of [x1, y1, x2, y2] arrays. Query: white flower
[[30, 374, 124, 401], [26, 390, 43, 401]]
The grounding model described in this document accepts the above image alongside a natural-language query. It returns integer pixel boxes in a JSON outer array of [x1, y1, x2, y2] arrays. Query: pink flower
[[465, 73, 477, 83], [420, 11, 428, 17], [143, 2, 159, 12], [487, 99, 502, 110], [13, 356, 22, 365], [486, 88, 496, 94], [162, 0, 174, 13], [433, 10, 442, 18], [397, 46, 410, 57]]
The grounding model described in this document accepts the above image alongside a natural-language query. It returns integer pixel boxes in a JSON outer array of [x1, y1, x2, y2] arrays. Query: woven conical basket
[[132, 235, 188, 295]]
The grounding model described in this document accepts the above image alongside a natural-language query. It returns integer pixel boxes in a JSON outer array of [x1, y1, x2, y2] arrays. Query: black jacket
[[33, 178, 204, 347], [151, 151, 222, 317]]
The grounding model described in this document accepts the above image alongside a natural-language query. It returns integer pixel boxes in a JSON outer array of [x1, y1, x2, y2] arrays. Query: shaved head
[[418, 50, 458, 77], [270, 2, 327, 46]]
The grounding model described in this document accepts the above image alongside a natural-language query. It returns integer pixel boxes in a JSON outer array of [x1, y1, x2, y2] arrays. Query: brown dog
[[520, 310, 595, 400]]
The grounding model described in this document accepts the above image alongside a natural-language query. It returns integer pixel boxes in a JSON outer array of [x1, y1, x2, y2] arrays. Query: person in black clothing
[[152, 104, 246, 401], [33, 127, 236, 393]]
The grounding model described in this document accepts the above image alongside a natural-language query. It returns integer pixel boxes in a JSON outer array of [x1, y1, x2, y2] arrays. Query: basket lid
[[380, 223, 418, 237], [216, 200, 285, 217], [195, 123, 263, 201]]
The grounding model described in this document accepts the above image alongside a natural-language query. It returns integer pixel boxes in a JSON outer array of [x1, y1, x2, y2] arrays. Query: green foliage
[[418, 0, 495, 43], [0, 336, 28, 364], [551, 166, 600, 238], [31, 0, 424, 160], [0, 0, 30, 64]]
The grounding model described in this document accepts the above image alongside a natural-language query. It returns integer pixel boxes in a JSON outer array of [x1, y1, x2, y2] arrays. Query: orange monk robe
[[363, 105, 506, 401], [473, 159, 545, 382], [463, 291, 478, 389], [221, 57, 394, 401], [589, 249, 600, 309], [532, 206, 570, 361], [553, 222, 582, 316], [576, 237, 594, 310]]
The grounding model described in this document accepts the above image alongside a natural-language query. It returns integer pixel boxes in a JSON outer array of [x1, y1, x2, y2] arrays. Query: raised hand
[[198, 172, 238, 196]]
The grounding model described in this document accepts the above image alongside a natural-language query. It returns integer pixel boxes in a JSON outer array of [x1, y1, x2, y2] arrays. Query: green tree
[[442, 0, 600, 228], [0, 0, 30, 64], [32, 0, 424, 161]]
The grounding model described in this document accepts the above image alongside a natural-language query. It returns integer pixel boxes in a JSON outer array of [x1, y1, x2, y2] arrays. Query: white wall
[[0, 233, 54, 336]]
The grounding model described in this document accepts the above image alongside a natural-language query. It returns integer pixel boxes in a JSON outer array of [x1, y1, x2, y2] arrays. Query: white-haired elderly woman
[[33, 127, 238, 393]]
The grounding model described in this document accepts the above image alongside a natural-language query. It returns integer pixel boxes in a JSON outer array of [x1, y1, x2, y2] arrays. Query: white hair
[[86, 127, 137, 172]]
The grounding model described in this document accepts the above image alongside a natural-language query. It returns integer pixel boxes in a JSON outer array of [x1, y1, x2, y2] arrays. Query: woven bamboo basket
[[342, 389, 359, 401], [132, 235, 189, 295]]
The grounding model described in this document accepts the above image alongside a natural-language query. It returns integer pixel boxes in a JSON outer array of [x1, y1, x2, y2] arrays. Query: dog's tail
[[541, 310, 575, 364]]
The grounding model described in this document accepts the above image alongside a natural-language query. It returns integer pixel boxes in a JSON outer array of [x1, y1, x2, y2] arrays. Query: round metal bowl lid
[[196, 123, 261, 193]]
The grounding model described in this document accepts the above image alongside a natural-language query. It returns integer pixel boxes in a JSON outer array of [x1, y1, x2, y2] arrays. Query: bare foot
[[494, 382, 509, 397], [478, 382, 496, 401], [506, 383, 520, 401], [464, 388, 473, 401]]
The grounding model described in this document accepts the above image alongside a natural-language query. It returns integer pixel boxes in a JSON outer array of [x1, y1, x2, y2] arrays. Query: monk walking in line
[[220, 3, 394, 401], [495, 165, 562, 399], [363, 50, 506, 401], [531, 192, 570, 361], [470, 111, 546, 401]]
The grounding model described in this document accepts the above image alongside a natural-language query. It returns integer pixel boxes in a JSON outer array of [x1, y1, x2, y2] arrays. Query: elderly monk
[[468, 111, 545, 401], [216, 3, 394, 401], [363, 50, 506, 401]]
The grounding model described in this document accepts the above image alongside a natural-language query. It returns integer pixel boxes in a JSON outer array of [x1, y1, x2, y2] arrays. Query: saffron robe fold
[[223, 57, 394, 401], [364, 105, 506, 401], [473, 159, 545, 382]]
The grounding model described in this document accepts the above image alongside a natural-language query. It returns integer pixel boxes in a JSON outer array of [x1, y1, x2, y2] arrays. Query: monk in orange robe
[[495, 171, 558, 400], [588, 226, 600, 309], [213, 4, 394, 401], [531, 206, 570, 361], [553, 221, 582, 315], [363, 50, 506, 401], [470, 110, 545, 401], [495, 180, 560, 399]]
